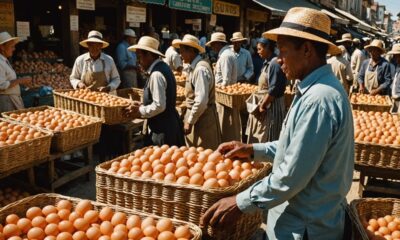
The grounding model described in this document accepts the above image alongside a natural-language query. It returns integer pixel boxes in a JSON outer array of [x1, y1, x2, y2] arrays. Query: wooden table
[[107, 119, 144, 154]]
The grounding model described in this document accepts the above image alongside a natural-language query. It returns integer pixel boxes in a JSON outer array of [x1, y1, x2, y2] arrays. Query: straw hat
[[365, 39, 385, 53], [336, 33, 352, 43], [80, 30, 109, 48], [353, 38, 360, 44], [0, 32, 19, 45], [173, 34, 205, 53], [124, 29, 136, 38], [388, 43, 400, 55], [128, 36, 165, 57], [262, 7, 341, 55], [206, 32, 227, 46], [230, 32, 247, 42]]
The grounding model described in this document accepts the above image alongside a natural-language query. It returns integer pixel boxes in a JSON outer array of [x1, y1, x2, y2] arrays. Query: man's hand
[[370, 89, 380, 96], [77, 82, 87, 89], [124, 102, 141, 118], [97, 86, 111, 92], [184, 122, 193, 135], [200, 195, 242, 229], [217, 141, 253, 159], [359, 84, 365, 94]]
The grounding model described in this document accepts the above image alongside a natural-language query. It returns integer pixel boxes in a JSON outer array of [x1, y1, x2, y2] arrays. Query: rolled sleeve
[[268, 62, 286, 97], [70, 59, 82, 89], [253, 142, 277, 162], [172, 54, 183, 70], [187, 66, 210, 124], [107, 61, 121, 91]]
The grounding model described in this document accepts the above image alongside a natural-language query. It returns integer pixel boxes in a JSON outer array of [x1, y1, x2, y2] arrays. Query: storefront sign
[[70, 15, 79, 31], [184, 18, 201, 24], [213, 0, 239, 17], [77, 0, 95, 11], [169, 0, 212, 14], [247, 9, 268, 22], [0, 0, 15, 35], [127, 6, 146, 23], [16, 21, 30, 41], [139, 0, 165, 4], [129, 22, 140, 28]]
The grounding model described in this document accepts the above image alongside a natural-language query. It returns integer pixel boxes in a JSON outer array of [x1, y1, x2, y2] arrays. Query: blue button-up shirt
[[231, 46, 254, 82], [236, 64, 354, 239], [358, 57, 392, 94], [115, 40, 137, 70]]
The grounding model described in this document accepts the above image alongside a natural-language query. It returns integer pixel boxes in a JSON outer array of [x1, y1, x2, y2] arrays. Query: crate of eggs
[[350, 93, 392, 112], [0, 193, 202, 240], [2, 106, 102, 152], [173, 71, 186, 87], [33, 72, 72, 90], [0, 187, 30, 209], [215, 83, 258, 110], [53, 89, 133, 125], [117, 86, 186, 107], [353, 110, 400, 169], [350, 198, 400, 240], [0, 118, 52, 173], [175, 86, 186, 106], [96, 145, 272, 240]]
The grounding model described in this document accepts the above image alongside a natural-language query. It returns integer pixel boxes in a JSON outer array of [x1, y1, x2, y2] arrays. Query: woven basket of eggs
[[0, 118, 52, 173], [2, 106, 102, 153], [95, 145, 272, 240], [350, 198, 400, 240], [53, 89, 133, 125], [353, 110, 400, 169], [215, 83, 258, 110], [173, 72, 186, 87], [350, 93, 392, 112], [0, 193, 202, 240]]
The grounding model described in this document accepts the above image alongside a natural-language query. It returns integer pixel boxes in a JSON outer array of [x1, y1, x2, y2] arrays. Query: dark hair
[[257, 38, 276, 52], [180, 45, 200, 55], [284, 36, 329, 59]]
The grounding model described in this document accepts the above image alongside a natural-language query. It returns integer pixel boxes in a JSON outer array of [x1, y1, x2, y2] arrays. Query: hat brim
[[128, 45, 165, 58], [388, 50, 400, 55], [230, 38, 247, 42], [335, 39, 352, 43], [263, 27, 341, 55], [205, 40, 227, 47], [364, 45, 385, 53], [80, 38, 109, 49], [0, 37, 19, 45], [172, 40, 205, 54]]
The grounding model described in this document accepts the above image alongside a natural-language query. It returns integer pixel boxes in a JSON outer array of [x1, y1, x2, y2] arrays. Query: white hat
[[173, 34, 205, 53], [387, 43, 400, 55], [128, 36, 165, 57], [0, 32, 19, 45], [230, 32, 247, 42], [79, 30, 109, 49], [124, 29, 136, 38], [206, 32, 227, 46], [336, 33, 352, 43]]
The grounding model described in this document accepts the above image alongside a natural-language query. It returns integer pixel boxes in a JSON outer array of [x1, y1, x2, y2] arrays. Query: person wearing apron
[[70, 30, 121, 92], [358, 39, 391, 95], [246, 38, 286, 144], [206, 32, 241, 142], [173, 34, 222, 149], [388, 44, 400, 113], [0, 32, 32, 114], [115, 29, 138, 88], [126, 36, 185, 146]]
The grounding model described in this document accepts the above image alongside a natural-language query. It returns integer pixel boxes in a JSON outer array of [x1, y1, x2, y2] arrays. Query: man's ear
[[302, 41, 313, 59]]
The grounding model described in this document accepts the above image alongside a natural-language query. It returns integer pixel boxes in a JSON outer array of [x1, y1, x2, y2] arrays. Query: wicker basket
[[0, 118, 52, 173], [95, 153, 272, 240], [215, 90, 251, 110], [354, 141, 400, 169], [53, 89, 132, 125], [350, 94, 392, 112], [350, 198, 400, 240], [0, 193, 202, 240], [2, 106, 102, 152]]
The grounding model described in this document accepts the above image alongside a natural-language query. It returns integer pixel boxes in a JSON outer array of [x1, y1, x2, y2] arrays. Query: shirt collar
[[147, 58, 162, 73], [219, 45, 230, 57], [0, 54, 7, 62], [84, 52, 105, 61], [297, 64, 332, 96], [190, 55, 202, 70]]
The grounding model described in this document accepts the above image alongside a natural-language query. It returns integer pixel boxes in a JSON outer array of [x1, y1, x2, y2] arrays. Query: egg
[[128, 227, 144, 239], [175, 166, 188, 178], [99, 221, 113, 235], [208, 152, 222, 163], [218, 179, 230, 187], [110, 230, 127, 240], [46, 213, 61, 224], [203, 178, 219, 188], [17, 218, 32, 233], [42, 205, 58, 216], [164, 173, 176, 182], [111, 212, 127, 226], [176, 176, 189, 184], [189, 173, 204, 186], [174, 225, 191, 239], [188, 166, 202, 177], [240, 169, 252, 179], [156, 218, 173, 232], [72, 231, 87, 240], [164, 163, 176, 174], [27, 227, 45, 239], [6, 214, 20, 224], [74, 218, 89, 231], [216, 163, 227, 172], [75, 200, 93, 216], [229, 169, 241, 180], [27, 206, 43, 219], [84, 210, 99, 224], [32, 216, 47, 229], [141, 217, 156, 229], [45, 223, 60, 236], [202, 162, 215, 172], [143, 225, 159, 238], [86, 226, 101, 240], [99, 207, 113, 222], [175, 158, 187, 168], [98, 236, 110, 240], [58, 220, 74, 233], [45, 236, 57, 240], [377, 217, 388, 227], [69, 212, 81, 223], [56, 232, 73, 240], [142, 171, 153, 179], [217, 171, 229, 180], [204, 170, 217, 180], [152, 172, 165, 180], [8, 236, 22, 240], [3, 224, 21, 237], [171, 151, 183, 162]]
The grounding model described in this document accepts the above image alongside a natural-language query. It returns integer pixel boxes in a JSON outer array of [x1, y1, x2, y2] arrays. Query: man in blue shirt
[[201, 7, 354, 240], [115, 29, 138, 88], [230, 32, 254, 83]]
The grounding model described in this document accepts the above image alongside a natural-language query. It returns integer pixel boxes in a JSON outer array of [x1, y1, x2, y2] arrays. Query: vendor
[[126, 36, 184, 146], [230, 32, 254, 83], [163, 33, 183, 73], [115, 29, 138, 88], [0, 32, 32, 114], [70, 30, 120, 92], [358, 39, 391, 95], [389, 44, 400, 113]]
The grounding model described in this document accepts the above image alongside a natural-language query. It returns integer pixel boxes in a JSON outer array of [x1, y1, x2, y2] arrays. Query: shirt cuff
[[0, 81, 11, 90], [252, 143, 267, 162], [139, 105, 146, 118], [236, 188, 260, 213]]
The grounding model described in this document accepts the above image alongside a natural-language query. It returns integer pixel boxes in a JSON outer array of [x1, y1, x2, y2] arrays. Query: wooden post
[[171, 9, 177, 33], [61, 0, 79, 66]]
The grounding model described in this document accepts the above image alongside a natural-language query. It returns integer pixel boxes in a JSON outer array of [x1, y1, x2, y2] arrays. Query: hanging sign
[[77, 0, 95, 11], [126, 6, 146, 23], [169, 0, 212, 14], [129, 22, 140, 28], [16, 21, 30, 41], [70, 15, 79, 31], [139, 0, 165, 5], [247, 9, 268, 22], [209, 14, 217, 26], [213, 0, 239, 17], [0, 0, 15, 35]]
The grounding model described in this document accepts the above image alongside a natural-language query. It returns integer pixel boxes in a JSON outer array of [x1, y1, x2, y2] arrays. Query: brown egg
[[203, 178, 219, 188], [72, 231, 87, 240], [207, 152, 222, 163], [229, 170, 241, 180], [44, 236, 57, 240], [17, 218, 32, 234], [142, 171, 153, 179], [100, 221, 113, 236], [69, 212, 81, 223], [202, 162, 215, 172], [111, 212, 127, 226], [128, 227, 143, 239], [204, 170, 217, 180], [27, 227, 45, 239], [156, 218, 173, 232], [110, 230, 127, 240], [86, 226, 101, 240], [143, 225, 159, 238], [98, 236, 110, 240], [42, 205, 58, 216], [189, 173, 204, 186], [99, 207, 113, 222], [58, 220, 74, 233], [32, 216, 47, 229], [126, 215, 141, 229], [152, 172, 165, 181], [114, 224, 128, 233], [218, 179, 230, 187], [46, 213, 61, 224], [176, 176, 189, 184], [175, 167, 188, 178], [217, 171, 229, 180], [141, 237, 156, 240], [3, 224, 21, 238], [7, 236, 22, 240], [75, 200, 93, 216], [175, 158, 187, 168], [164, 163, 176, 174], [188, 166, 202, 177], [84, 210, 98, 224], [6, 214, 20, 224], [164, 173, 176, 182], [45, 223, 59, 236], [74, 218, 89, 231], [56, 232, 73, 240], [141, 217, 156, 229], [174, 225, 191, 239], [240, 169, 252, 179], [158, 231, 176, 240], [27, 207, 43, 219]]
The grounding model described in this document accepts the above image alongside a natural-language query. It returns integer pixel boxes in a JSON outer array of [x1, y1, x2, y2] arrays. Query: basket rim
[[350, 93, 392, 107], [354, 140, 400, 149]]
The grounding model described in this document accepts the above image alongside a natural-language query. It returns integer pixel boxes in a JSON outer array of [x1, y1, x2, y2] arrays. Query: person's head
[[262, 7, 339, 81], [173, 34, 204, 64], [256, 38, 275, 60], [388, 43, 400, 65], [365, 39, 385, 61], [124, 29, 137, 45], [336, 33, 352, 48], [87, 42, 103, 59], [353, 38, 361, 49], [79, 30, 109, 59], [0, 32, 19, 58], [230, 32, 247, 52], [206, 32, 227, 54], [127, 36, 165, 70]]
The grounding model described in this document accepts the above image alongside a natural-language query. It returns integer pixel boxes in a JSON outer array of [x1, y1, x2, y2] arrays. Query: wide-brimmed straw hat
[[388, 43, 400, 55], [80, 30, 109, 48], [128, 36, 165, 57], [365, 39, 385, 53], [206, 32, 227, 46], [230, 32, 247, 42], [336, 33, 352, 43], [262, 7, 341, 55], [173, 34, 205, 53], [0, 32, 19, 45]]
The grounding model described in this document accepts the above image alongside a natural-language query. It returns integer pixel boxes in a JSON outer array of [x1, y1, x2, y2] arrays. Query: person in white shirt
[[70, 30, 120, 92], [230, 32, 254, 83], [163, 33, 183, 72], [388, 44, 400, 113], [350, 38, 366, 90], [336, 33, 352, 62], [327, 45, 353, 94]]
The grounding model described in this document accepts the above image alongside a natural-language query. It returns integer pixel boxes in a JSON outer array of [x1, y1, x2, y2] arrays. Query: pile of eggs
[[64, 90, 131, 107], [173, 72, 186, 83], [176, 86, 185, 98], [8, 108, 95, 132], [0, 199, 193, 240], [0, 121, 45, 147], [216, 83, 258, 95], [106, 145, 263, 189], [350, 93, 390, 105], [0, 187, 30, 208], [353, 110, 400, 145], [366, 215, 400, 239]]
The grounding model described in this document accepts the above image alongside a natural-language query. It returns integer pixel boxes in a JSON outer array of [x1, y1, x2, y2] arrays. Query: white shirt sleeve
[[107, 59, 121, 90], [139, 71, 167, 118], [70, 58, 83, 89], [187, 66, 210, 124]]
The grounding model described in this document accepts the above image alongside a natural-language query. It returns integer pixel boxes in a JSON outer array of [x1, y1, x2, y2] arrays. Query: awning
[[343, 27, 366, 39], [334, 7, 377, 32], [253, 0, 320, 17], [321, 9, 349, 25]]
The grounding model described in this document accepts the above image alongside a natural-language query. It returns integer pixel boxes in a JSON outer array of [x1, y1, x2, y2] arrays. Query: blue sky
[[376, 0, 400, 19]]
